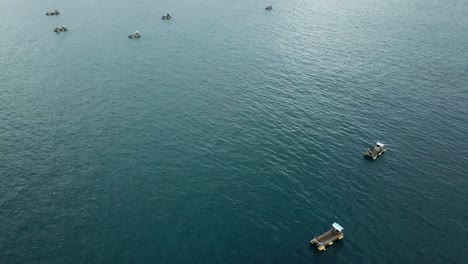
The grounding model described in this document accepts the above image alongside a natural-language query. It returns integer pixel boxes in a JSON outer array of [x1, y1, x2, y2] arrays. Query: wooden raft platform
[[364, 142, 386, 160], [310, 223, 344, 251]]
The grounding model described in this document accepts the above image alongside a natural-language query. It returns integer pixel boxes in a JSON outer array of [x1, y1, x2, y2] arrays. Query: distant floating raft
[[310, 223, 344, 251], [364, 142, 387, 160], [54, 26, 68, 33], [46, 10, 60, 16], [128, 32, 141, 39]]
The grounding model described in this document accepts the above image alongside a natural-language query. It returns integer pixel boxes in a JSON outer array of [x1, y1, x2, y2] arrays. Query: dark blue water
[[1, 0, 467, 263]]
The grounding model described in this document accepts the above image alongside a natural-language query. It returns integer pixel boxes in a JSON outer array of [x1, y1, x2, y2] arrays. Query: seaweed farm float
[[310, 223, 344, 251]]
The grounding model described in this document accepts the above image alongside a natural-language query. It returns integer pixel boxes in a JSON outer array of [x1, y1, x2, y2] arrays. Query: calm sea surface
[[1, 0, 467, 263]]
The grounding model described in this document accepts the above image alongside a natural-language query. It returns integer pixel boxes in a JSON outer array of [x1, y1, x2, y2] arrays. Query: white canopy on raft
[[332, 222, 343, 232]]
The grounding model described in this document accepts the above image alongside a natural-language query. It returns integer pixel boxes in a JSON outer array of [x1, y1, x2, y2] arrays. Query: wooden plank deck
[[315, 228, 339, 244]]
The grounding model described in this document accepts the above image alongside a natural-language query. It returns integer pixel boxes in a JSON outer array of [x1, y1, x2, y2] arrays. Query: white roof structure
[[332, 222, 343, 232], [376, 142, 385, 147]]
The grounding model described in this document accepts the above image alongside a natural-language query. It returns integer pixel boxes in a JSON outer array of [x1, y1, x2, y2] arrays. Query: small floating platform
[[265, 5, 273, 10], [310, 222, 344, 251], [54, 26, 68, 33], [364, 142, 386, 160], [128, 31, 141, 39], [161, 14, 172, 20], [46, 10, 60, 16]]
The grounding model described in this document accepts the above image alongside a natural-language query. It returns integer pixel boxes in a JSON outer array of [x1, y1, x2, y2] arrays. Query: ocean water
[[1, 0, 467, 263]]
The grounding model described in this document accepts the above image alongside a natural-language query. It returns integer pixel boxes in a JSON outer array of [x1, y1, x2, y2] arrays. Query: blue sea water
[[1, 0, 468, 263]]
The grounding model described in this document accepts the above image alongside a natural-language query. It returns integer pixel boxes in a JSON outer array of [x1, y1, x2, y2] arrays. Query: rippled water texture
[[1, 0, 467, 263]]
